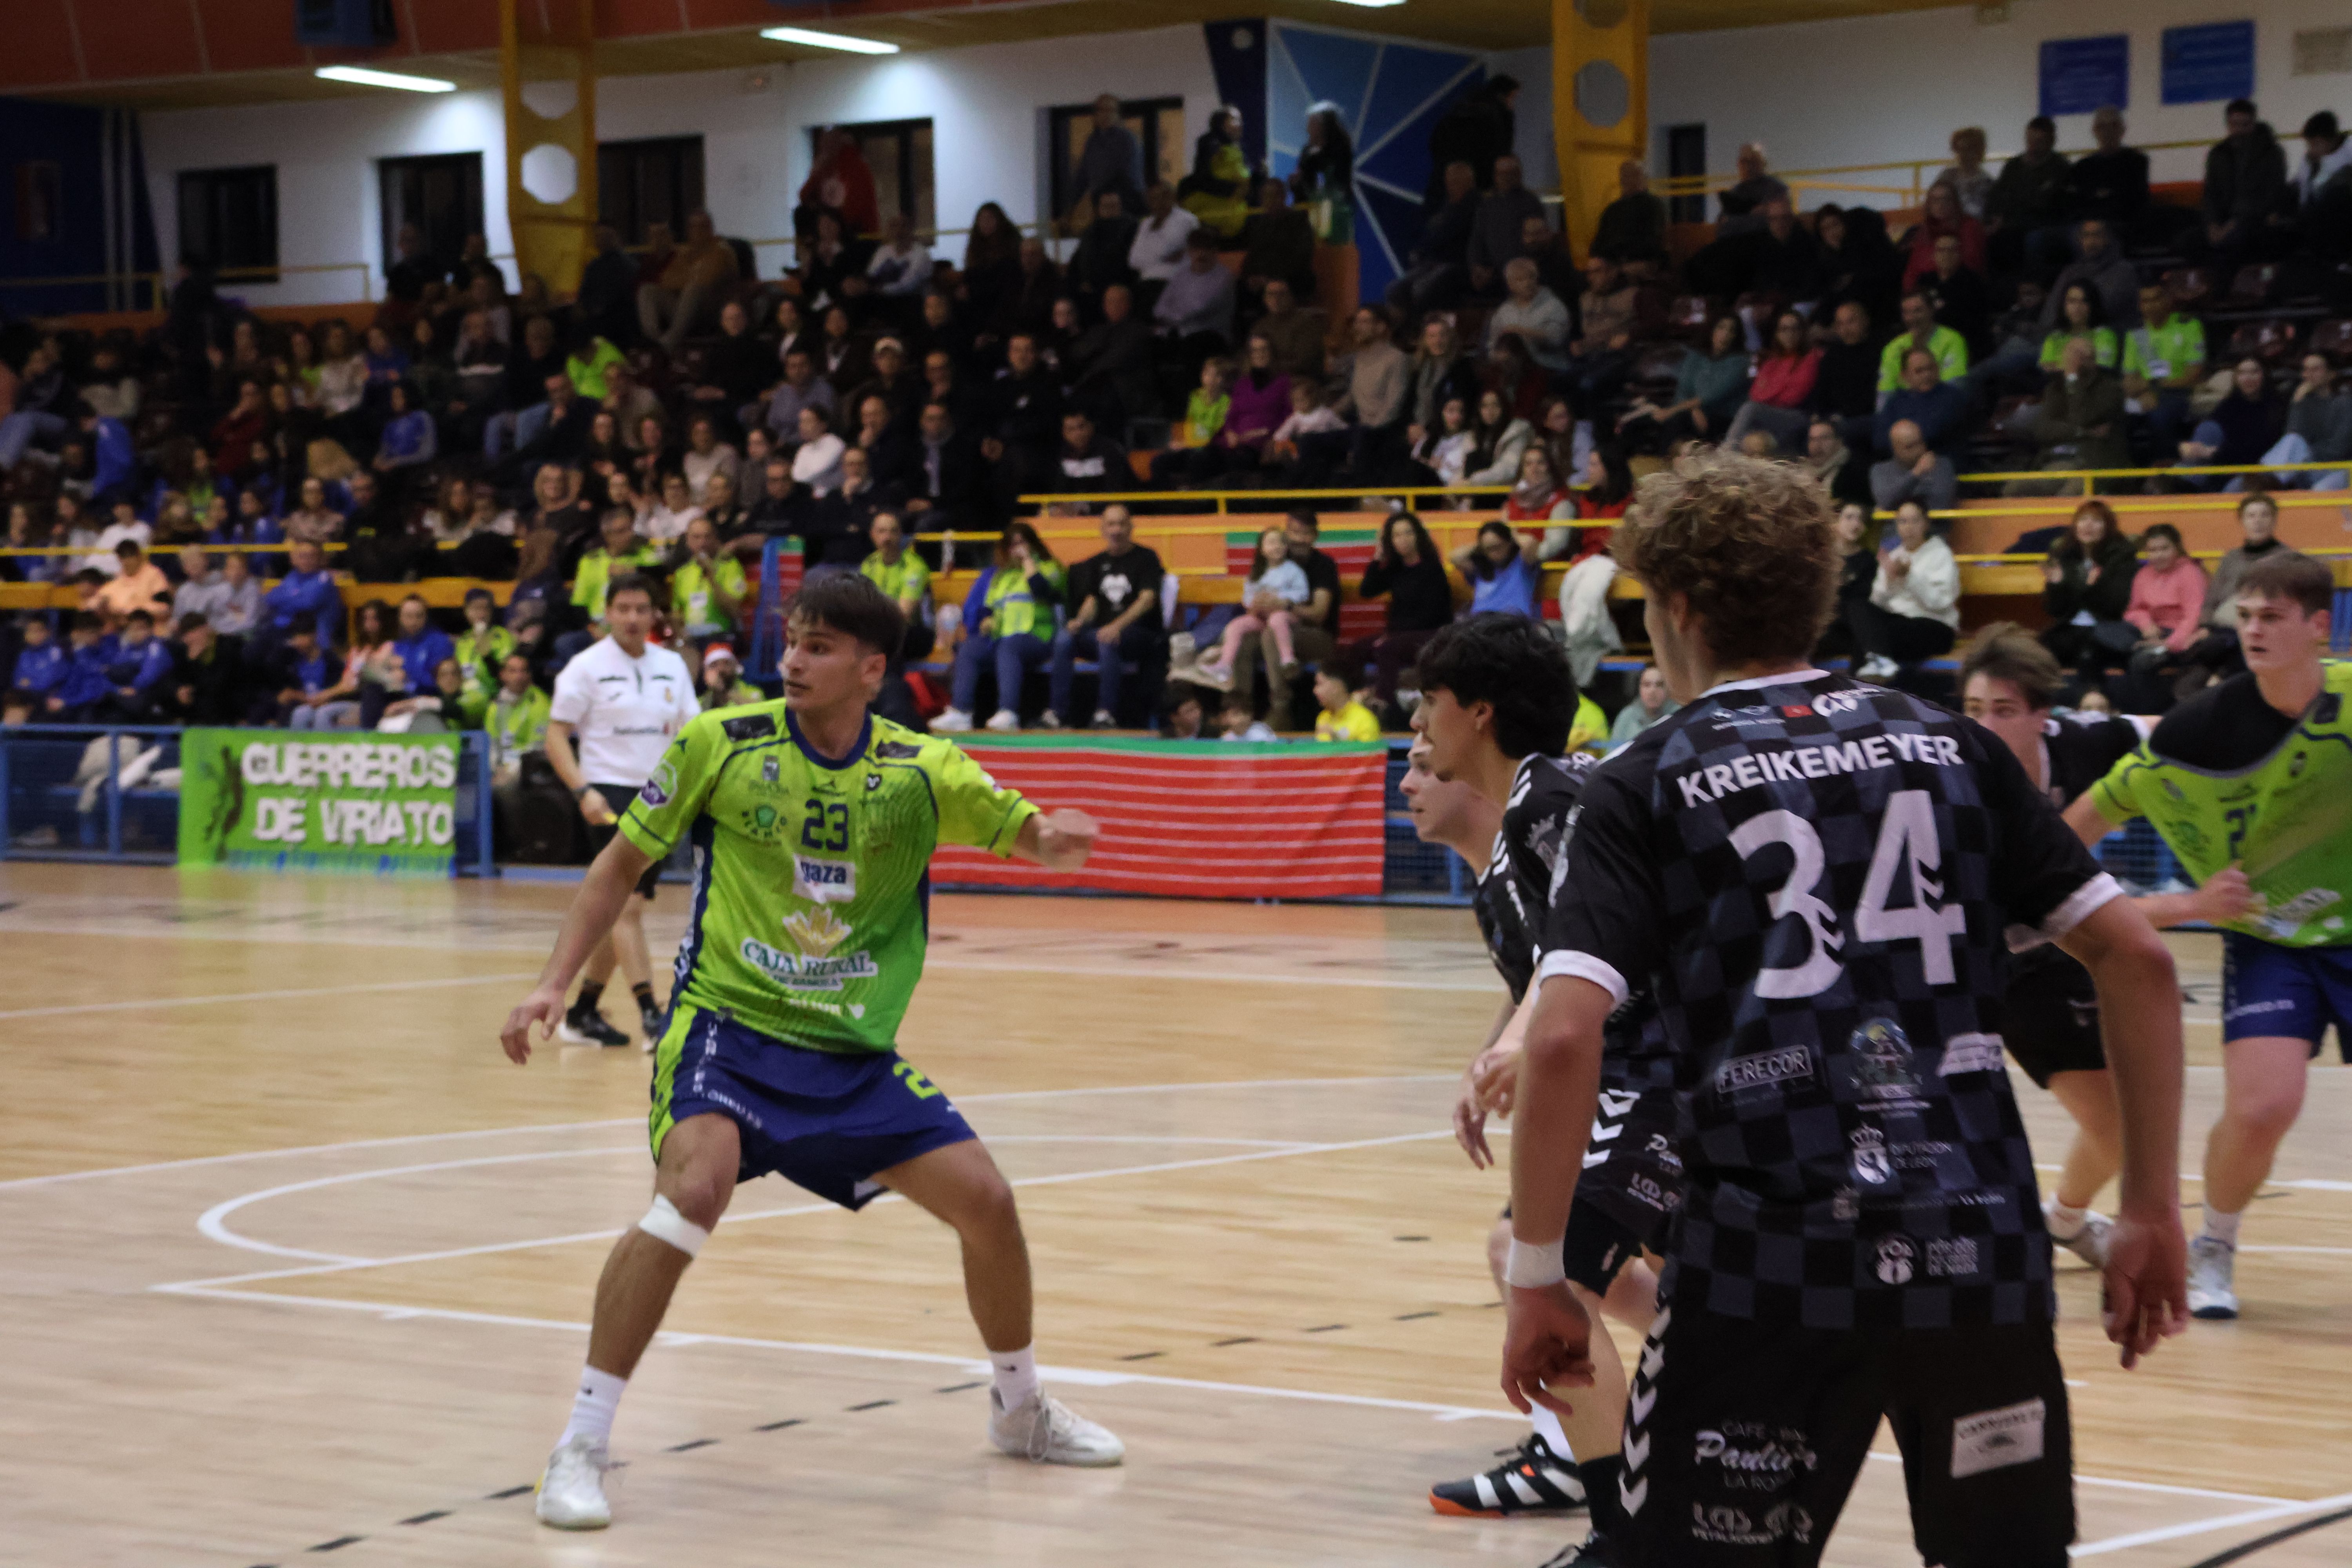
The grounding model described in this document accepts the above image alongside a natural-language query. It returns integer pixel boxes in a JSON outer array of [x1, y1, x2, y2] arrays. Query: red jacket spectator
[[802, 131, 880, 238], [2124, 542, 2208, 653], [209, 390, 270, 481], [1749, 345, 1822, 409]]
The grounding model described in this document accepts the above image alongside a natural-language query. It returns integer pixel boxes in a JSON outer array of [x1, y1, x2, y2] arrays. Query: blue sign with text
[[2162, 21, 2255, 106], [2039, 34, 2130, 118]]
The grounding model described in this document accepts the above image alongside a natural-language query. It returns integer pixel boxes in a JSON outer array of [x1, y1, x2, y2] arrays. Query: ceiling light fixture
[[759, 25, 900, 54], [1321, 0, 1407, 8], [314, 65, 457, 93]]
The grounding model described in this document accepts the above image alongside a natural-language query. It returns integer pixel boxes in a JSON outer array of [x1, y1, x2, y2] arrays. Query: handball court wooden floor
[[2, 862, 2349, 1568]]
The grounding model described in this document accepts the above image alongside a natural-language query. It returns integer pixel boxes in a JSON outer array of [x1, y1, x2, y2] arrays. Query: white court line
[[161, 1129, 1459, 1289], [0, 970, 543, 1021], [2069, 1488, 2352, 1556], [1856, 1452, 2280, 1508], [195, 1136, 1327, 1261], [0, 1074, 1454, 1193]]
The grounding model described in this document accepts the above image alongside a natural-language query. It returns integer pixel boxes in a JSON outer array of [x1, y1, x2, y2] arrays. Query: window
[[377, 152, 484, 281], [598, 135, 705, 247], [1664, 123, 1707, 226], [176, 165, 278, 282], [1046, 96, 1185, 221], [809, 119, 934, 235], [13, 161, 64, 245]]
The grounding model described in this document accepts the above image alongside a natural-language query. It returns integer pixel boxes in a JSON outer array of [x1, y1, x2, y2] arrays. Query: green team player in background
[[2065, 550, 2352, 1322], [501, 573, 1121, 1533]]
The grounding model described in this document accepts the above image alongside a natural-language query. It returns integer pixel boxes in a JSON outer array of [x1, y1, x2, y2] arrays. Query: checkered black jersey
[[1474, 753, 1597, 1004], [1539, 671, 2122, 1330]]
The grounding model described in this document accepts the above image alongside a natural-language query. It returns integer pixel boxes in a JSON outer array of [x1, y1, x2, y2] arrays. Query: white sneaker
[[2187, 1234, 2239, 1320], [1858, 655, 1900, 682], [929, 707, 974, 733], [1089, 709, 1118, 729], [535, 1435, 611, 1530], [2052, 1209, 2112, 1269], [989, 1387, 1125, 1467], [984, 709, 1021, 733], [1036, 710, 1064, 730], [1191, 661, 1233, 693]]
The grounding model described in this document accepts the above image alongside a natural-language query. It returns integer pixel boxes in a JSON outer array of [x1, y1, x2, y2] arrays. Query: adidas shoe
[[556, 1006, 630, 1048], [988, 1387, 1124, 1466], [2187, 1233, 2239, 1320], [1429, 1432, 1588, 1517], [535, 1435, 610, 1530], [2053, 1209, 2112, 1269]]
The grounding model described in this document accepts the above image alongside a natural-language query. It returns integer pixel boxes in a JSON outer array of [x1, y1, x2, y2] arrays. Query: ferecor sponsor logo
[[1715, 1045, 1814, 1096]]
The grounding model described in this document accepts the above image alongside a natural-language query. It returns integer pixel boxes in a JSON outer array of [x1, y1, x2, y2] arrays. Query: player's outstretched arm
[[2056, 896, 2190, 1368], [1499, 973, 1612, 1418], [500, 833, 659, 1065], [1013, 807, 1100, 871]]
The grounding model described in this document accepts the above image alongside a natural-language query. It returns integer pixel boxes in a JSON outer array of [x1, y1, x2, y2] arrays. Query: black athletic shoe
[[639, 1004, 664, 1051], [556, 1005, 630, 1048], [1430, 1433, 1588, 1517], [1538, 1530, 1619, 1567]]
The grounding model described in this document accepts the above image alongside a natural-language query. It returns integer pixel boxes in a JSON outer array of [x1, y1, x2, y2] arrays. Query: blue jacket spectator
[[1874, 379, 1970, 455], [90, 416, 136, 503], [390, 597, 455, 693], [54, 632, 114, 713], [9, 628, 67, 697], [263, 541, 345, 646], [106, 622, 175, 696]]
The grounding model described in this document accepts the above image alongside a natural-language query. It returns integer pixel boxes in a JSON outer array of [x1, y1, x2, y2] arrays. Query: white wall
[[143, 25, 1224, 307], [1651, 0, 2352, 207]]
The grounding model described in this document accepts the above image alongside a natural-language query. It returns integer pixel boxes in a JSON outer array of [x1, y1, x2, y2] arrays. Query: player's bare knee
[[663, 1172, 729, 1234], [2229, 1083, 2307, 1144], [959, 1173, 1022, 1241]]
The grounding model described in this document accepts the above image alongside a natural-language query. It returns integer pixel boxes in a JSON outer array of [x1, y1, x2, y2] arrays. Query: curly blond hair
[[1610, 449, 1839, 668]]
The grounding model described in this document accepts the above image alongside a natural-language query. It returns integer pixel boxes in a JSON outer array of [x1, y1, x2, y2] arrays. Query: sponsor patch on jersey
[[875, 740, 923, 759], [738, 936, 878, 991], [639, 757, 677, 808], [722, 713, 777, 740], [1949, 1397, 2046, 1479], [1926, 1236, 1982, 1278], [1849, 1125, 1894, 1187], [1874, 1234, 1916, 1284], [1713, 1045, 1815, 1097], [1938, 1033, 2007, 1076], [792, 854, 857, 905]]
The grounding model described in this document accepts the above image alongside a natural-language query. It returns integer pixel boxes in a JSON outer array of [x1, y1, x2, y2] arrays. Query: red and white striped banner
[[929, 739, 1389, 899]]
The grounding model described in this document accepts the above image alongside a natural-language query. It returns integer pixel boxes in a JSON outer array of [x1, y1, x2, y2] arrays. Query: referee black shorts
[[1617, 1308, 2074, 1568], [586, 782, 663, 899], [2002, 949, 2105, 1089]]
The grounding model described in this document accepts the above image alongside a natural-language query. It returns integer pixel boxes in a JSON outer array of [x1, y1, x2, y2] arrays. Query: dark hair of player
[[786, 571, 907, 657], [1957, 621, 2063, 711], [2237, 550, 2333, 617], [606, 572, 655, 608], [1610, 448, 1839, 668], [1415, 610, 1575, 760]]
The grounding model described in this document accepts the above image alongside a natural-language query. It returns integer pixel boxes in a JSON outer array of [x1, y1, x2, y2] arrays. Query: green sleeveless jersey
[[617, 702, 1036, 1051], [2089, 662, 2352, 947]]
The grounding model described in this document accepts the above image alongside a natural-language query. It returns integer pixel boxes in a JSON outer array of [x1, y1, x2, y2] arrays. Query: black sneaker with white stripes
[[556, 1004, 630, 1048], [1428, 1432, 1587, 1517], [1537, 1529, 1618, 1566]]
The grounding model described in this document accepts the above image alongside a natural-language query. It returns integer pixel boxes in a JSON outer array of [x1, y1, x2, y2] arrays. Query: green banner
[[176, 728, 464, 875]]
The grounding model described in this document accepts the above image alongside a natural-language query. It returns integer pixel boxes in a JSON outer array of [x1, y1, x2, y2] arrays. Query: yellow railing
[[1950, 459, 2352, 497], [1013, 484, 1515, 516], [1653, 138, 2212, 206]]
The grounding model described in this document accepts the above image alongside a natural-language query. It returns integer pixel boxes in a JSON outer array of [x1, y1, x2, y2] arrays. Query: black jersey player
[[1504, 453, 2189, 1568]]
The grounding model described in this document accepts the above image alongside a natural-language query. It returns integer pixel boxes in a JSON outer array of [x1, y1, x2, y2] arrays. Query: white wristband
[[1504, 1238, 1567, 1289]]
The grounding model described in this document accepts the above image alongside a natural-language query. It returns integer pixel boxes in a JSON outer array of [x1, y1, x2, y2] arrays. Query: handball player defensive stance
[[1504, 452, 2187, 1567], [502, 574, 1121, 1531]]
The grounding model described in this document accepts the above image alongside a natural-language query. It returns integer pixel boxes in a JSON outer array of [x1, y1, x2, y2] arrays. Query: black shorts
[[1617, 1307, 2074, 1568], [1503, 1085, 1681, 1297], [586, 782, 662, 899], [2002, 948, 2105, 1089]]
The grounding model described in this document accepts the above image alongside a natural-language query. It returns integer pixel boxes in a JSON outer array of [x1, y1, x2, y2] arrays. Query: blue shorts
[[2221, 932, 2352, 1058], [649, 1002, 977, 1209]]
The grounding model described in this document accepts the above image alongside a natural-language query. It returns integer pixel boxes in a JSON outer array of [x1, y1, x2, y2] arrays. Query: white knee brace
[[638, 1194, 710, 1258]]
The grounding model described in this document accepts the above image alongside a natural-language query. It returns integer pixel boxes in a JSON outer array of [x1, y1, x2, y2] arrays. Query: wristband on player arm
[[1504, 1238, 1567, 1289]]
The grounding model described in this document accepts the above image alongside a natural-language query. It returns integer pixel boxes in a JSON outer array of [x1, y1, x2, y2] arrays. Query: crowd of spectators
[[4, 86, 2350, 746]]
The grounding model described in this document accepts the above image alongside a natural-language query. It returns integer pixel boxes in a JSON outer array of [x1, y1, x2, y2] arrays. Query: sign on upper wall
[[2162, 21, 2256, 106], [2039, 34, 2130, 118]]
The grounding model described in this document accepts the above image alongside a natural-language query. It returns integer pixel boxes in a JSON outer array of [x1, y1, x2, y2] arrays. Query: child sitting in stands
[[1192, 525, 1310, 690], [1218, 695, 1277, 742], [1311, 665, 1381, 741]]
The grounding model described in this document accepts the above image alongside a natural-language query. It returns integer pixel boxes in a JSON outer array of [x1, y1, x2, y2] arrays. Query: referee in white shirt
[[544, 573, 699, 1047]]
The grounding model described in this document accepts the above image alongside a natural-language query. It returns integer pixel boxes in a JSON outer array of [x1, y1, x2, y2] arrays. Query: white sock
[[1530, 1403, 1574, 1462], [990, 1345, 1040, 1410], [2203, 1207, 2243, 1248], [2045, 1199, 2089, 1241], [559, 1366, 627, 1447]]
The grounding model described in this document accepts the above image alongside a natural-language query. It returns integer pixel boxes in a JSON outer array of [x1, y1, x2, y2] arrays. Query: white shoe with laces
[[2053, 1209, 2113, 1269], [535, 1435, 611, 1530], [929, 707, 975, 733], [2187, 1234, 2239, 1319], [989, 1387, 1125, 1466], [984, 709, 1021, 733]]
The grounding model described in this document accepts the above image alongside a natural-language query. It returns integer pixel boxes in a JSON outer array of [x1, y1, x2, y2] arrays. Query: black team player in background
[[1503, 451, 2188, 1567]]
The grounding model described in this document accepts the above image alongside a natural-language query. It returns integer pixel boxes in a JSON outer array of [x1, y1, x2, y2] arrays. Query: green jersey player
[[2066, 548, 2352, 1321], [501, 574, 1122, 1532]]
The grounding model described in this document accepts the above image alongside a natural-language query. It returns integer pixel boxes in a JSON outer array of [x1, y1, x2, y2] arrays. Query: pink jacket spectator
[[2124, 553, 2208, 652], [1749, 348, 1822, 409]]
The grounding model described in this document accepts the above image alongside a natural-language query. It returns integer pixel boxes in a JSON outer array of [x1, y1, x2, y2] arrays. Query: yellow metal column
[[499, 0, 597, 297], [1552, 0, 1649, 260]]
